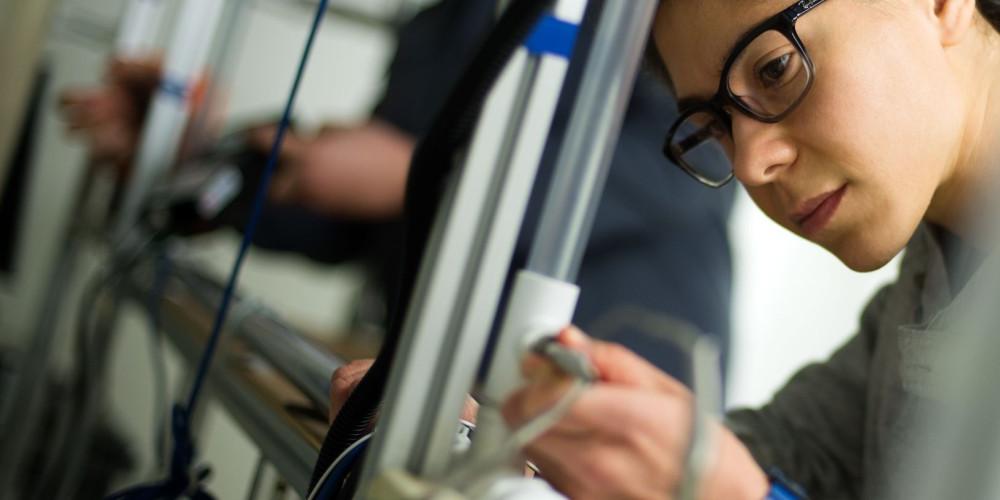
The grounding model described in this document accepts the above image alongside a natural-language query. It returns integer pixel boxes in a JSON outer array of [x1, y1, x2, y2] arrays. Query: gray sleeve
[[725, 285, 893, 499]]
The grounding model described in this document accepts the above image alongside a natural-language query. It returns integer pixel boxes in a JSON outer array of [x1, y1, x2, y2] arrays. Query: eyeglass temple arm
[[786, 0, 826, 22]]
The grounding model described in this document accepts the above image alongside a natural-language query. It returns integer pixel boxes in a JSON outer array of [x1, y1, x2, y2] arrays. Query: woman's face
[[655, 0, 969, 271]]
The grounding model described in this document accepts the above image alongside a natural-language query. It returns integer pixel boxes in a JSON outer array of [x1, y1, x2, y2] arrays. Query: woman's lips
[[793, 185, 847, 236]]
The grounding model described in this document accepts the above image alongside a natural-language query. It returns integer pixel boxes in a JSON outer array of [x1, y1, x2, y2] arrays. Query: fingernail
[[558, 326, 588, 348]]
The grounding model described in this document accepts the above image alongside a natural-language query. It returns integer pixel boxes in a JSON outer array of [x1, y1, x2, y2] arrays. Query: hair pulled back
[[980, 0, 1000, 32]]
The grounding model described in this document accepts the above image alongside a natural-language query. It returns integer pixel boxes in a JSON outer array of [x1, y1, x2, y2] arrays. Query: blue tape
[[766, 483, 802, 500], [524, 14, 579, 59], [159, 78, 189, 101], [766, 468, 807, 500]]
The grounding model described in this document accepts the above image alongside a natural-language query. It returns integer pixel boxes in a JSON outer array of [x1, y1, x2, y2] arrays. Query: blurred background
[[0, 0, 900, 497]]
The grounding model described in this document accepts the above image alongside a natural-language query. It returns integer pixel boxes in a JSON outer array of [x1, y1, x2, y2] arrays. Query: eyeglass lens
[[727, 29, 811, 118], [671, 112, 733, 185], [670, 29, 811, 185]]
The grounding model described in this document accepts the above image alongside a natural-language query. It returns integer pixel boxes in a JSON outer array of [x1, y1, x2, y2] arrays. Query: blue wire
[[185, 0, 330, 415], [315, 438, 369, 500], [104, 1, 330, 498]]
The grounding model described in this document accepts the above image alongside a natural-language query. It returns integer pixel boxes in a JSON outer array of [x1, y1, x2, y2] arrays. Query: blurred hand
[[244, 123, 319, 204], [247, 120, 413, 218], [502, 327, 768, 500], [59, 57, 162, 171], [328, 358, 479, 425]]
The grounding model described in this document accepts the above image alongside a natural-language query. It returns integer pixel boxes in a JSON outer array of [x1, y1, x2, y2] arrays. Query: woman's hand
[[328, 359, 479, 425], [502, 328, 768, 500]]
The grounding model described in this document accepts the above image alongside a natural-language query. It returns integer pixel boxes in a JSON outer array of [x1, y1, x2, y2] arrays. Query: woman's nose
[[730, 112, 797, 187]]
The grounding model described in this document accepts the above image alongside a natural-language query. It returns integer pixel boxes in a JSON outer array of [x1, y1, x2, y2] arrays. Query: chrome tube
[[123, 257, 344, 498]]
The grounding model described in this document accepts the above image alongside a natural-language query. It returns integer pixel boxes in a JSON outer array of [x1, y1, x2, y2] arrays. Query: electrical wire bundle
[[28, 232, 166, 500]]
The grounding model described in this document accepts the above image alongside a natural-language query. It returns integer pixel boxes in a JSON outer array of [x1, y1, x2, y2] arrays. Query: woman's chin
[[828, 237, 904, 273]]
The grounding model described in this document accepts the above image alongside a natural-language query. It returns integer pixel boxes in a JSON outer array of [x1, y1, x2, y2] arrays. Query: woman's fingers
[[328, 359, 375, 423], [505, 352, 768, 500], [507, 385, 685, 500], [559, 326, 689, 396]]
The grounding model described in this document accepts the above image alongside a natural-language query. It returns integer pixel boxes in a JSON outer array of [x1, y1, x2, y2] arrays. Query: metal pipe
[[473, 0, 658, 464], [113, 0, 227, 241], [357, 0, 589, 490], [240, 314, 343, 414], [121, 256, 343, 498], [115, 0, 166, 56], [152, 263, 343, 416], [0, 213, 87, 498], [526, 0, 658, 282]]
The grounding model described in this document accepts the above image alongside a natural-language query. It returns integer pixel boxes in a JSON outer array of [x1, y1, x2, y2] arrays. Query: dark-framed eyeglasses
[[663, 0, 827, 188]]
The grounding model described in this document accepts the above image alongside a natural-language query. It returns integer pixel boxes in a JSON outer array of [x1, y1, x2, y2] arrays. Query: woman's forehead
[[654, 0, 792, 97]]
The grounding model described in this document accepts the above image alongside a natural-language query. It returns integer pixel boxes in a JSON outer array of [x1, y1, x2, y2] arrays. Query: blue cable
[[104, 0, 330, 497], [313, 436, 370, 500], [185, 0, 329, 417]]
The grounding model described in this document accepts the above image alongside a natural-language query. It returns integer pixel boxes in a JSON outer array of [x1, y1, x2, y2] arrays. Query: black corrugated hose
[[308, 0, 556, 496]]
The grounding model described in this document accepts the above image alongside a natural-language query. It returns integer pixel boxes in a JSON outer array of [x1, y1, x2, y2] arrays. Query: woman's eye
[[757, 53, 792, 87]]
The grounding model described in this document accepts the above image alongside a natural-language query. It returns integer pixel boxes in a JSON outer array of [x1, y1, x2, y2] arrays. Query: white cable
[[436, 378, 590, 497], [588, 306, 723, 500], [306, 433, 373, 500]]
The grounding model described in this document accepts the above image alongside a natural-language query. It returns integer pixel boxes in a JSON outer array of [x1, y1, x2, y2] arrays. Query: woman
[[503, 0, 1000, 498]]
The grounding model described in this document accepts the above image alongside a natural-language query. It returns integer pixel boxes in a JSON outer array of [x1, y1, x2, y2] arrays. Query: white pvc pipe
[[115, 0, 166, 56], [471, 270, 580, 461], [113, 0, 226, 240]]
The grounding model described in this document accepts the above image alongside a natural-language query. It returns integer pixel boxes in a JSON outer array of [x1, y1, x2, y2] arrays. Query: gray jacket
[[726, 224, 963, 499]]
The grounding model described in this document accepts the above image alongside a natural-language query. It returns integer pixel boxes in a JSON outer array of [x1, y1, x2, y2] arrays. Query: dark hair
[[643, 39, 671, 91], [981, 0, 1000, 32], [645, 1, 1000, 88]]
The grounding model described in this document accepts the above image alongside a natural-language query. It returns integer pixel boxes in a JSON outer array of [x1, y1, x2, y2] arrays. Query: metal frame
[[113, 0, 228, 241], [356, 1, 590, 491], [475, 0, 659, 468], [358, 0, 659, 496], [123, 255, 344, 498]]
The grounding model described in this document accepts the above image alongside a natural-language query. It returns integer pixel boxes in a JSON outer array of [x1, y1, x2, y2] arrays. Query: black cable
[[29, 232, 162, 500], [308, 1, 555, 495], [146, 251, 173, 471], [25, 268, 113, 500]]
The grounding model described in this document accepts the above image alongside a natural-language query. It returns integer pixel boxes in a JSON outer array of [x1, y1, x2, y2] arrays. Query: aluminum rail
[[358, 1, 590, 490], [473, 0, 658, 463], [122, 256, 344, 498], [163, 266, 345, 414]]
